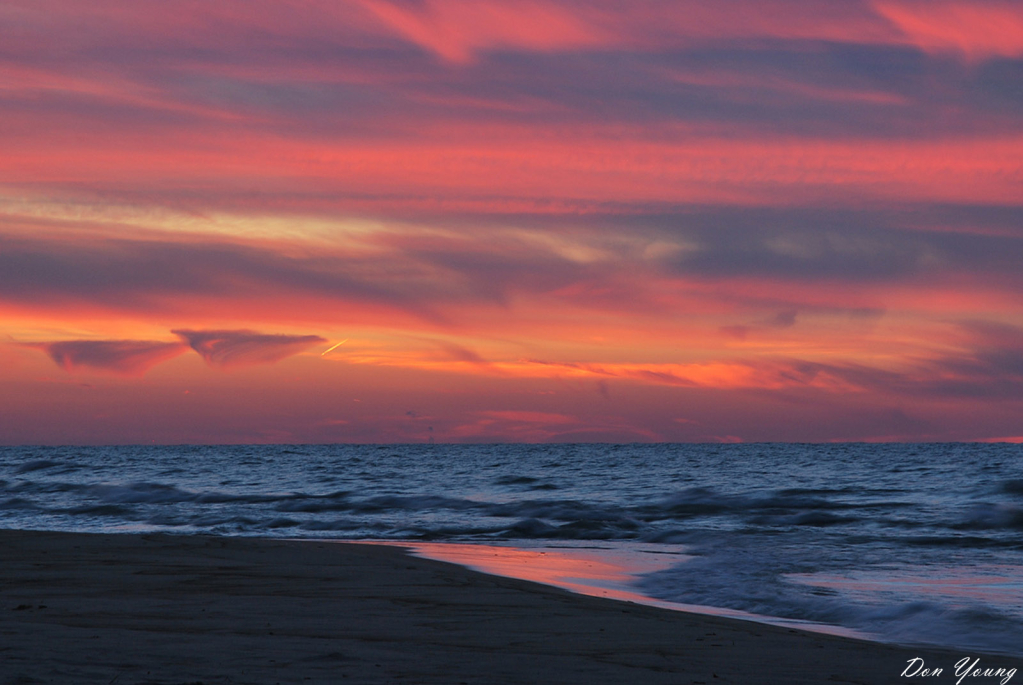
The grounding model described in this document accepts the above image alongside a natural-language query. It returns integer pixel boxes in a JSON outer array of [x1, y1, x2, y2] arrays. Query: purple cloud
[[437, 341, 488, 364], [30, 340, 187, 375], [173, 329, 326, 368]]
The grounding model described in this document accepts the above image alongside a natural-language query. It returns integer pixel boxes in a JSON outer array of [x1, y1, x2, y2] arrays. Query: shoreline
[[2, 529, 1020, 684]]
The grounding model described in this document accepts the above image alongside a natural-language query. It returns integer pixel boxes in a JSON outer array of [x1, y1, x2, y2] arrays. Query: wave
[[4, 472, 1022, 545], [1000, 479, 1023, 495], [637, 541, 1023, 655], [954, 503, 1023, 531], [14, 459, 63, 474]]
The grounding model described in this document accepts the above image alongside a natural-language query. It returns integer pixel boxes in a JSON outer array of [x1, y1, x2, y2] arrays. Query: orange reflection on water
[[368, 540, 869, 640], [396, 542, 684, 604]]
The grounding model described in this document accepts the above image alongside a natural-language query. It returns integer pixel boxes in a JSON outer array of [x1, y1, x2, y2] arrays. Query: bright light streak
[[321, 339, 349, 356]]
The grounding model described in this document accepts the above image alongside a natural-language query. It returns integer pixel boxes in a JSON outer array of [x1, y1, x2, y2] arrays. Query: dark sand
[[1, 530, 1018, 684]]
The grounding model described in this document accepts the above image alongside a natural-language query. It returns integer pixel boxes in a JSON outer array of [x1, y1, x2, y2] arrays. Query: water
[[1, 443, 1021, 655]]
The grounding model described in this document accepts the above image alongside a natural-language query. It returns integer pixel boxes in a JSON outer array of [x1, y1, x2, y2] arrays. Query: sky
[[1, 0, 1022, 444]]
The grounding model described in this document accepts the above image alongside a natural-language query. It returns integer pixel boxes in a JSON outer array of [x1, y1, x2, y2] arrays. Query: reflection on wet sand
[[378, 540, 868, 640]]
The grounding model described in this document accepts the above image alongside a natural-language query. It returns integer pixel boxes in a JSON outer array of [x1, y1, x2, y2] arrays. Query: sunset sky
[[2, 0, 1022, 443]]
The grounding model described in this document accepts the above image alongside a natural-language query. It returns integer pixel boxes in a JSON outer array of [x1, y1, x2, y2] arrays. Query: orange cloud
[[335, 352, 861, 393], [322, 319, 1023, 404]]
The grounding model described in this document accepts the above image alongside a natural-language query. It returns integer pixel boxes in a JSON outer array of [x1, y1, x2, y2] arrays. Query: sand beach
[[3, 529, 1018, 684]]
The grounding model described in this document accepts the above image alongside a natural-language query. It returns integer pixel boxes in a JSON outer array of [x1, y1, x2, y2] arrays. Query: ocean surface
[[2, 443, 1022, 655]]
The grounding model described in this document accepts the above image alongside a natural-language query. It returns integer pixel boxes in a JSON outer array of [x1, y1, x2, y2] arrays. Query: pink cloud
[[359, 0, 607, 63], [359, 0, 902, 63], [479, 410, 577, 424], [874, 1, 1023, 61]]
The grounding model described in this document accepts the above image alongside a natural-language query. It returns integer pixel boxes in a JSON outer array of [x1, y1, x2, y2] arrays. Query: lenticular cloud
[[34, 340, 188, 375], [173, 329, 326, 368], [28, 329, 327, 375]]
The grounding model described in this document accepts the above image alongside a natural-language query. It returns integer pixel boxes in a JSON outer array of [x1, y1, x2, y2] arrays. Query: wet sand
[[1, 529, 1018, 684]]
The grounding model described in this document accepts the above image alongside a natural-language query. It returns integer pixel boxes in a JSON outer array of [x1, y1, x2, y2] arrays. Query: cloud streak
[[325, 320, 1023, 406]]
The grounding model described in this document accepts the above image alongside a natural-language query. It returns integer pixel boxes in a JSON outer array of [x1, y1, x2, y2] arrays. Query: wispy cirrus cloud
[[6, 201, 1023, 294], [173, 329, 326, 368], [2, 208, 1021, 356]]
